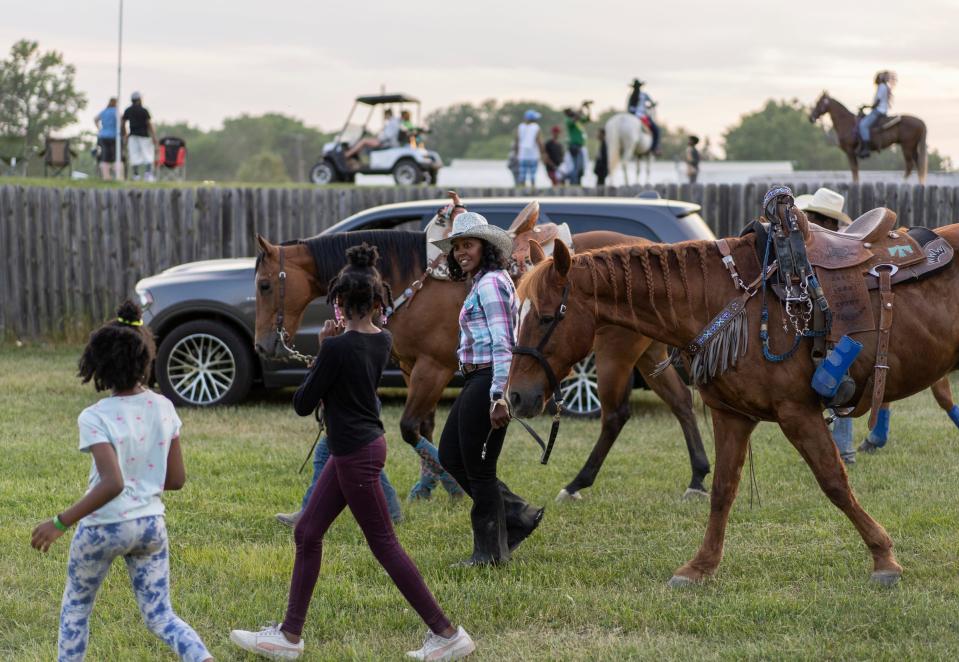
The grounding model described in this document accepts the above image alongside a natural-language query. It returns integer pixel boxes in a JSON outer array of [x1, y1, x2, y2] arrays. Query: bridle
[[270, 246, 314, 365], [511, 282, 570, 464]]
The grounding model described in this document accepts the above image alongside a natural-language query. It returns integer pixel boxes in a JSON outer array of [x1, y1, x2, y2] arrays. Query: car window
[[547, 213, 660, 241], [350, 214, 424, 231]]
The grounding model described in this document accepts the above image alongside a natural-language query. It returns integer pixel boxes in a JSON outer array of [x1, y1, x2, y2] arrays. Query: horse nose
[[509, 391, 522, 410]]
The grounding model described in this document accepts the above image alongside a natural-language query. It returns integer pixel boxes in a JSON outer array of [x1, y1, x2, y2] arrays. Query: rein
[[511, 282, 571, 465]]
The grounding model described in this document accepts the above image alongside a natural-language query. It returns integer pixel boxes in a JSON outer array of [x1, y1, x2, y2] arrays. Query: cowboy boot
[[457, 487, 510, 566], [409, 437, 465, 501], [499, 482, 545, 552]]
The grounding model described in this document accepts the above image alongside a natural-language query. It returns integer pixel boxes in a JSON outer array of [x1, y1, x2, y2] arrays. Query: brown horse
[[509, 224, 959, 586], [253, 228, 710, 501], [810, 92, 927, 184]]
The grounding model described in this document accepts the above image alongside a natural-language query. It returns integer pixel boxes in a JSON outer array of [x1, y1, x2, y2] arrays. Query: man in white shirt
[[346, 109, 401, 159]]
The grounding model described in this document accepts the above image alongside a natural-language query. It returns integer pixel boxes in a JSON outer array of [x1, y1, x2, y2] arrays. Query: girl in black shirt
[[230, 244, 475, 661]]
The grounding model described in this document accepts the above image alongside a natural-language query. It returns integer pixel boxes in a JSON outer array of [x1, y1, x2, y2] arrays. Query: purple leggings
[[282, 436, 451, 636]]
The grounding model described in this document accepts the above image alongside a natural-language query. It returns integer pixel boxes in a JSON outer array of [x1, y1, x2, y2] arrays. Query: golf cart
[[310, 94, 443, 186]]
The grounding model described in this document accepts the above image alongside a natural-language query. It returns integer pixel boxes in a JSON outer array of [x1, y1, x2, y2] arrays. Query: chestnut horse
[[810, 92, 927, 184], [509, 225, 959, 586], [253, 228, 710, 501]]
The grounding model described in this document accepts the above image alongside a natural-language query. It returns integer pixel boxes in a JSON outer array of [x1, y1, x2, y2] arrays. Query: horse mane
[[255, 230, 426, 286]]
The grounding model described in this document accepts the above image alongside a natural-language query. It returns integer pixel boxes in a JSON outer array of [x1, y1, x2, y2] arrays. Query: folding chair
[[41, 137, 76, 178]]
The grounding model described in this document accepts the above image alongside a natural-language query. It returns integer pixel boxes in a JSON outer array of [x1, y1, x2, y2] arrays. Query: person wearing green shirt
[[564, 102, 590, 185]]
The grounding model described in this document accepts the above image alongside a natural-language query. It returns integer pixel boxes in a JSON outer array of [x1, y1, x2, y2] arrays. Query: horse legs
[[557, 331, 646, 501], [401, 357, 464, 500], [636, 345, 710, 496], [777, 405, 901, 584], [669, 408, 754, 586], [930, 376, 959, 430], [846, 151, 860, 184]]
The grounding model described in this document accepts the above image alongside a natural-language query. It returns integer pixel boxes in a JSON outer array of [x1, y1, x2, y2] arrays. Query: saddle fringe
[[690, 304, 748, 385]]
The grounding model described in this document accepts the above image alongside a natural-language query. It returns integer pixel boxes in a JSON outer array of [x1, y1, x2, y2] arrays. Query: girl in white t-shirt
[[31, 301, 212, 662]]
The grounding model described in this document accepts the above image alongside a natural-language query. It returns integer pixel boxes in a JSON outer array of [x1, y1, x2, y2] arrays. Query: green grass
[[2, 344, 959, 660]]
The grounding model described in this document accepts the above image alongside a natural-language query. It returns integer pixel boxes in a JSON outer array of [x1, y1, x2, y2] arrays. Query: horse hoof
[[555, 489, 583, 503], [682, 488, 709, 501], [870, 570, 901, 587], [667, 575, 695, 588]]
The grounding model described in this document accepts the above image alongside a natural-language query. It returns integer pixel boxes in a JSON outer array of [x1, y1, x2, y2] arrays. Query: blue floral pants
[[58, 515, 211, 662]]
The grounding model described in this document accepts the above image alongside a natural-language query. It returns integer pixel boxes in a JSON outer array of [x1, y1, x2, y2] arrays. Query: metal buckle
[[868, 263, 899, 277]]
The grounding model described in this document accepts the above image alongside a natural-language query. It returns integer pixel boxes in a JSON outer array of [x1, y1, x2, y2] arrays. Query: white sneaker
[[406, 626, 476, 661], [275, 510, 302, 528], [229, 624, 304, 660]]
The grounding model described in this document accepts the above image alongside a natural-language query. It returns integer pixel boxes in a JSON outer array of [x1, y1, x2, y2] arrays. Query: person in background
[[858, 71, 895, 158], [516, 109, 545, 187], [564, 102, 591, 185], [400, 110, 417, 147], [795, 188, 855, 464], [507, 139, 521, 186], [345, 109, 401, 159], [121, 92, 159, 181], [627, 79, 660, 156], [685, 135, 701, 184], [94, 98, 119, 180], [593, 127, 609, 186], [544, 126, 565, 186]]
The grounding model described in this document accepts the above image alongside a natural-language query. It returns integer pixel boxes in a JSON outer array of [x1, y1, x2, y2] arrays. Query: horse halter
[[511, 282, 571, 464], [271, 246, 314, 365]]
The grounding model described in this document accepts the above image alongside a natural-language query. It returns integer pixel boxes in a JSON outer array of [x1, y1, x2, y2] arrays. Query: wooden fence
[[2, 182, 957, 340]]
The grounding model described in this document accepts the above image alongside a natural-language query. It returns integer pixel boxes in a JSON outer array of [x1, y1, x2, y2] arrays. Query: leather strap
[[868, 268, 894, 429], [386, 254, 447, 320]]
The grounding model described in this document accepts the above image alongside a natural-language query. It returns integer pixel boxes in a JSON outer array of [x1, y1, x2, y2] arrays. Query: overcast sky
[[5, 0, 959, 162]]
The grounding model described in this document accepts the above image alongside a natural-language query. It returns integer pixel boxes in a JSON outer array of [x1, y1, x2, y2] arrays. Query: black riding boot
[[462, 482, 510, 566], [499, 482, 545, 552]]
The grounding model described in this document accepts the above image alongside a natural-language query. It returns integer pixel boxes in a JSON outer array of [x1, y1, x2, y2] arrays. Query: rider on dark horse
[[627, 78, 661, 156], [858, 70, 895, 158]]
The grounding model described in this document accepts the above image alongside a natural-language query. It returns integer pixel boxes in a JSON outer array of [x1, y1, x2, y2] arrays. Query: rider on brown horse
[[858, 70, 895, 158]]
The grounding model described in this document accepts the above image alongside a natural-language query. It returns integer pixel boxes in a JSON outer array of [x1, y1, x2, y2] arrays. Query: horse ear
[[552, 239, 571, 277], [256, 234, 275, 255], [529, 240, 546, 265]]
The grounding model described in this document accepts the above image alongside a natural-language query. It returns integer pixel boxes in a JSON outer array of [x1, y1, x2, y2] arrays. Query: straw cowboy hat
[[795, 187, 852, 227], [430, 211, 514, 257]]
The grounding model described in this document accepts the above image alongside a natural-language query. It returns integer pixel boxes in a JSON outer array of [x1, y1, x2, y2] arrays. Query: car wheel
[[310, 161, 338, 185], [156, 320, 253, 407], [560, 353, 602, 419], [392, 160, 422, 185]]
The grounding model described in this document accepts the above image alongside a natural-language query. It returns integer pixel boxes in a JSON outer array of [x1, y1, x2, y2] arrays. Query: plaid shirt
[[457, 269, 517, 399]]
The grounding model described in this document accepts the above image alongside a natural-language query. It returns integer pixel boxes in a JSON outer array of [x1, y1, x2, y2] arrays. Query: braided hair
[[446, 240, 508, 282], [327, 243, 393, 319], [78, 300, 156, 392]]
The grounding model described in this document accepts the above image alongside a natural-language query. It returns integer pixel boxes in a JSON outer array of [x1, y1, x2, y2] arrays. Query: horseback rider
[[858, 71, 895, 158], [627, 78, 660, 156]]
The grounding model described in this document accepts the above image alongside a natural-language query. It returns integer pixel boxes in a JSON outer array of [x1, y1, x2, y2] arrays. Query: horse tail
[[605, 117, 622, 177], [917, 122, 928, 184]]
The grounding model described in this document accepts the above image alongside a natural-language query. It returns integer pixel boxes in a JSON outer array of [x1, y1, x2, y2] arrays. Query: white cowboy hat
[[795, 187, 852, 227], [430, 211, 513, 257]]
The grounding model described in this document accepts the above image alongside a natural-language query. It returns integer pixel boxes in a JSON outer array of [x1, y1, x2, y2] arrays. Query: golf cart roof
[[355, 94, 419, 105]]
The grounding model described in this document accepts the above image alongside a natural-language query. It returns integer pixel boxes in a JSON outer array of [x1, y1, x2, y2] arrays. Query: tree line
[[0, 39, 951, 182]]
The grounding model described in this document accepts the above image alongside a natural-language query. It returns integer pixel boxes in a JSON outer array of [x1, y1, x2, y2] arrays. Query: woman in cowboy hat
[[431, 199, 544, 566], [795, 187, 852, 232]]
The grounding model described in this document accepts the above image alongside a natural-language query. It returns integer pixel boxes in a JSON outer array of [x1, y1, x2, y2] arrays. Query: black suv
[[135, 195, 714, 415]]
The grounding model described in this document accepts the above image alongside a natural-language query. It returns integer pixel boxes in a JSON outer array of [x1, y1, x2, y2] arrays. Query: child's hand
[[31, 520, 64, 553], [318, 319, 339, 343]]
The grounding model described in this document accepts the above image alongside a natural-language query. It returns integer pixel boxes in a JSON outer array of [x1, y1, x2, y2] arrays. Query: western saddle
[[746, 187, 954, 426]]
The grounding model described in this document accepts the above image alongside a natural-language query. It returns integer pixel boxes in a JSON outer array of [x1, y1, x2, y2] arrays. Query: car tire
[[310, 161, 338, 185], [392, 160, 422, 186], [560, 353, 602, 419], [156, 320, 253, 407]]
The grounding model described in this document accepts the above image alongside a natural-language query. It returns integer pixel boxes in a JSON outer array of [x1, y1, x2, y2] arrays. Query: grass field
[[2, 344, 959, 661]]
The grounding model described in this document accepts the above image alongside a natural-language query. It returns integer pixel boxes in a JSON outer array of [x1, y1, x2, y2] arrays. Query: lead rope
[[298, 405, 325, 474], [747, 440, 761, 509]]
